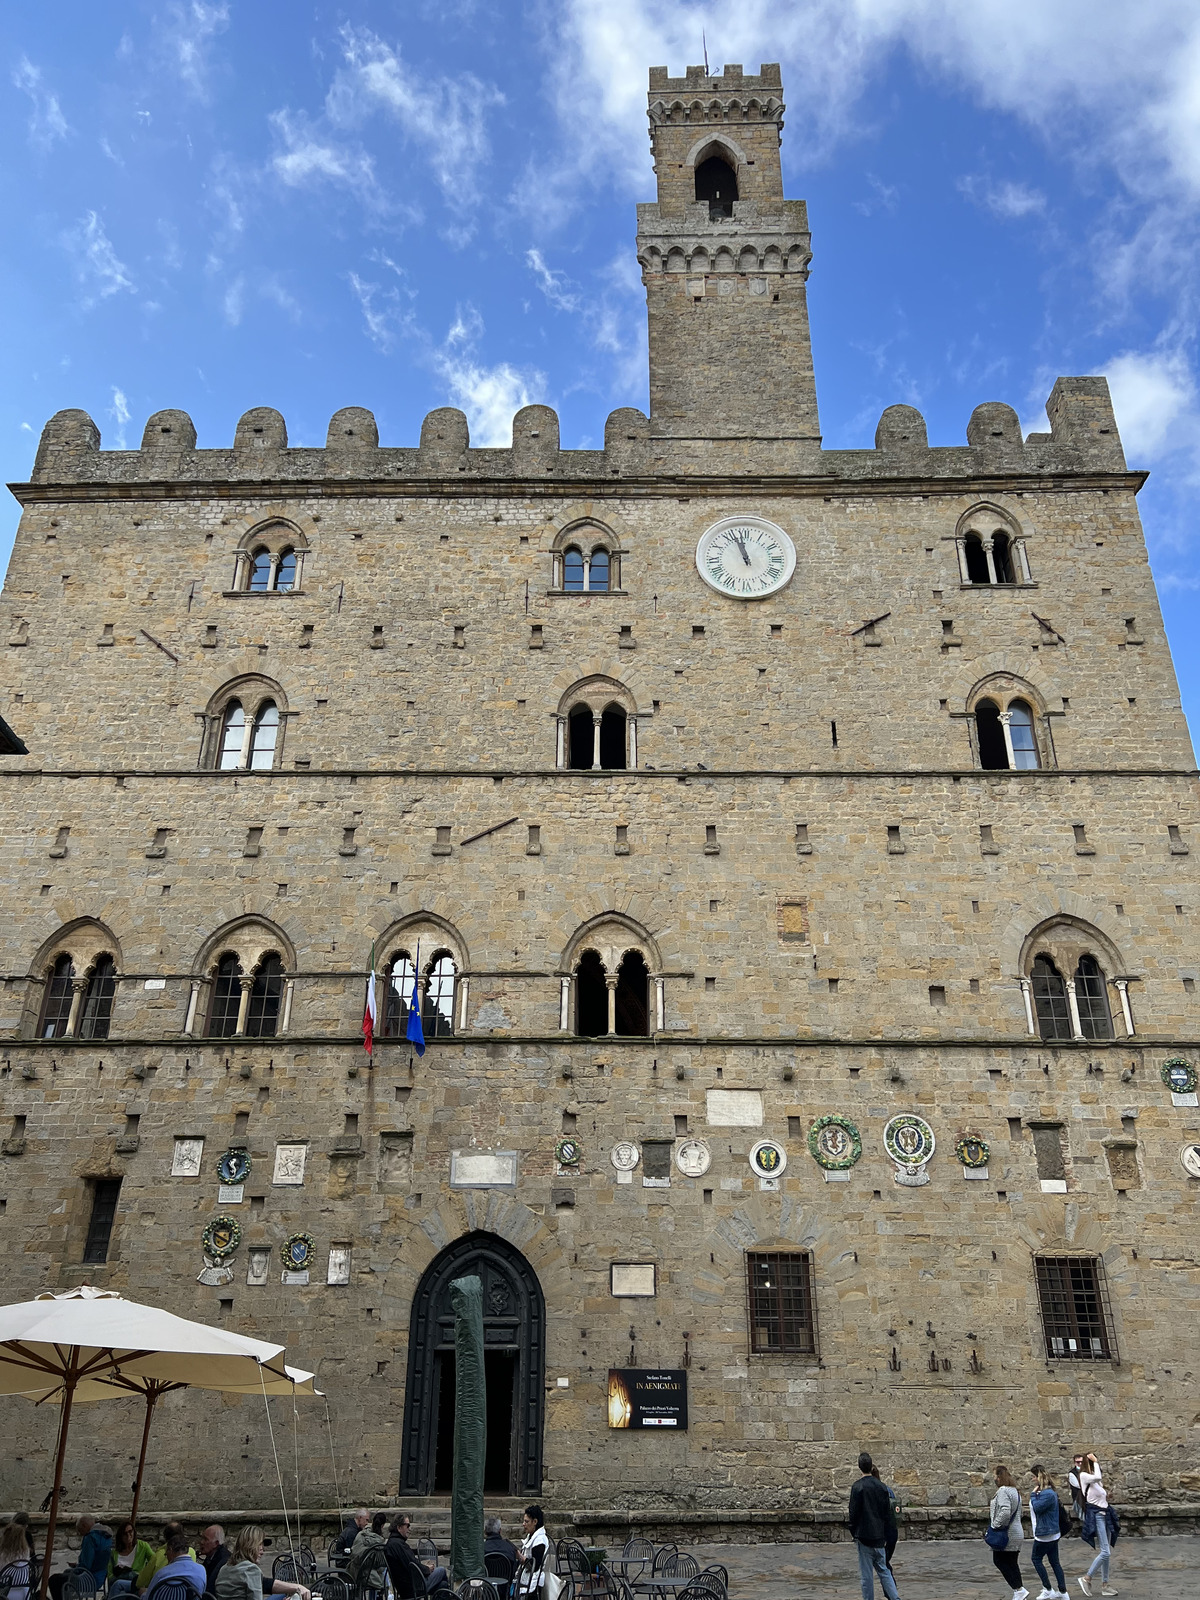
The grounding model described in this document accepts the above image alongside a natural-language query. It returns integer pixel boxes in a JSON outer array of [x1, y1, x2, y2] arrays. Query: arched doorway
[[400, 1231, 545, 1496]]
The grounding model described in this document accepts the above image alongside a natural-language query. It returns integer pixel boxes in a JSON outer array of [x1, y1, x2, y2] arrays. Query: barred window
[[1034, 1255, 1116, 1361], [747, 1251, 818, 1356]]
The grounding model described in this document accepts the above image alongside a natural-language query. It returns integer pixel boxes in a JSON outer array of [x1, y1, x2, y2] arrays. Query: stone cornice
[[0, 764, 1193, 781]]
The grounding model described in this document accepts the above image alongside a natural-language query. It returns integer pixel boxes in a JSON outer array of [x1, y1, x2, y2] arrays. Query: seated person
[[145, 1533, 207, 1600], [331, 1513, 368, 1568], [215, 1528, 309, 1600], [0, 1519, 34, 1600], [110, 1524, 154, 1591], [111, 1522, 192, 1598], [383, 1516, 447, 1598], [348, 1514, 389, 1584], [49, 1517, 113, 1600], [483, 1519, 517, 1595]]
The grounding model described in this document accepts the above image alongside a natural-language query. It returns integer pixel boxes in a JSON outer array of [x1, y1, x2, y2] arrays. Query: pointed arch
[[192, 913, 297, 977]]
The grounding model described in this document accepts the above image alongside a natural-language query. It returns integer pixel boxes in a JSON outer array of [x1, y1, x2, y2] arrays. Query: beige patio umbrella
[[0, 1288, 313, 1598]]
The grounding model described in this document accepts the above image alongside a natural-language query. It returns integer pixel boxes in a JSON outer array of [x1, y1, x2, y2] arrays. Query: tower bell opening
[[695, 155, 738, 217]]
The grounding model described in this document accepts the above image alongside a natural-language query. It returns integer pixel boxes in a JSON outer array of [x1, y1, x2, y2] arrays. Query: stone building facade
[[1, 63, 1199, 1525]]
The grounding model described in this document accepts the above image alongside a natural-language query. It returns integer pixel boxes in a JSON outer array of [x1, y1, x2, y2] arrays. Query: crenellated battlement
[[16, 380, 1130, 492]]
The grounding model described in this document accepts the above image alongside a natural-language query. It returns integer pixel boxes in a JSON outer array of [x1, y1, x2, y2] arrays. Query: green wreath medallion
[[555, 1137, 583, 1167], [281, 1232, 315, 1272], [1161, 1058, 1198, 1095], [955, 1134, 990, 1169], [216, 1147, 251, 1185], [202, 1215, 241, 1262], [807, 1114, 862, 1170]]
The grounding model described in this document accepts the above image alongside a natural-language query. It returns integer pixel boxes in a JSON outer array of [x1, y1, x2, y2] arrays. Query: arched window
[[1007, 701, 1039, 769], [575, 949, 608, 1037], [1075, 955, 1113, 1039], [589, 548, 610, 592], [384, 951, 417, 1037], [207, 954, 242, 1038], [599, 705, 627, 770], [248, 702, 279, 770], [963, 535, 990, 585], [975, 699, 1007, 769], [39, 954, 75, 1039], [695, 154, 738, 216], [276, 549, 297, 592], [248, 548, 273, 592], [563, 548, 585, 593], [1032, 954, 1071, 1040], [218, 702, 246, 770], [568, 705, 594, 770], [245, 954, 284, 1037], [424, 952, 457, 1038], [992, 532, 1015, 584], [615, 950, 649, 1036], [78, 955, 116, 1040]]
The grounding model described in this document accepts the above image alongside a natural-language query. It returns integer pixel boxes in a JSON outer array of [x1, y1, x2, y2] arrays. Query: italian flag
[[362, 944, 377, 1055]]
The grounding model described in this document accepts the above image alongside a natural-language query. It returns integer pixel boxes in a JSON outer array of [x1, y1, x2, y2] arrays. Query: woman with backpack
[[1028, 1466, 1068, 1598], [987, 1465, 1028, 1600], [1074, 1453, 1117, 1596]]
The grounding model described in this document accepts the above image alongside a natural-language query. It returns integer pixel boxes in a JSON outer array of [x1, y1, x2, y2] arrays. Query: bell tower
[[637, 64, 821, 451]]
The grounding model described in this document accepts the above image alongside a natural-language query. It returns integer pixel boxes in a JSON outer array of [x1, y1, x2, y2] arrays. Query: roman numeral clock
[[696, 515, 796, 598]]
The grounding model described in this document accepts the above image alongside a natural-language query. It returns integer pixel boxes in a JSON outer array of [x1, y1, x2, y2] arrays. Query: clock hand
[[735, 535, 752, 566]]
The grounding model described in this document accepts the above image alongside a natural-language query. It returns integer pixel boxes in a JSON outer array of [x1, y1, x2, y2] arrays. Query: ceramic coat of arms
[[884, 1114, 936, 1186], [808, 1114, 862, 1170]]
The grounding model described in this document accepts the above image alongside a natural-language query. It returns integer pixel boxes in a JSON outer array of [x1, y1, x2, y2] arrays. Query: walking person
[[848, 1452, 900, 1600], [1028, 1466, 1068, 1599], [1075, 1453, 1117, 1597], [987, 1465, 1028, 1600], [869, 1463, 899, 1578]]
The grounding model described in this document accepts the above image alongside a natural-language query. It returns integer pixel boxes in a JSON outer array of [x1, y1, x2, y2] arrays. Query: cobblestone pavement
[[691, 1533, 1196, 1599]]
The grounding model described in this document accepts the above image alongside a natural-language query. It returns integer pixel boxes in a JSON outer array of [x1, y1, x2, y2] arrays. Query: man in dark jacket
[[383, 1516, 447, 1597], [848, 1453, 900, 1600], [483, 1519, 518, 1594], [333, 1511, 369, 1568]]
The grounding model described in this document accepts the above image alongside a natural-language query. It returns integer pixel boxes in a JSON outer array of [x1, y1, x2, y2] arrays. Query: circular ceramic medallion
[[281, 1232, 315, 1272], [884, 1114, 936, 1173], [201, 1214, 241, 1262], [215, 1146, 251, 1185], [749, 1139, 788, 1178], [807, 1115, 862, 1170], [555, 1137, 583, 1167], [955, 1134, 990, 1169], [1180, 1143, 1200, 1180], [610, 1141, 640, 1172], [674, 1138, 712, 1177], [1161, 1058, 1198, 1095]]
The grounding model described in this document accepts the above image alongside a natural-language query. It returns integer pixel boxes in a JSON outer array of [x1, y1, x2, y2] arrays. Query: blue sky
[[3, 1, 1198, 748]]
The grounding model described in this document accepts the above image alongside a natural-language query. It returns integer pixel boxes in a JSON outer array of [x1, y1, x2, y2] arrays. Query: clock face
[[696, 516, 796, 599]]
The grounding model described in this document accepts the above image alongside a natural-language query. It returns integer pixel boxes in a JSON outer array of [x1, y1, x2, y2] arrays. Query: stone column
[[552, 552, 562, 589], [235, 975, 254, 1036], [628, 716, 638, 770], [605, 975, 618, 1035], [280, 978, 295, 1035], [981, 534, 998, 585], [955, 539, 970, 583], [1015, 539, 1033, 583], [998, 710, 1016, 770], [559, 977, 571, 1032], [1064, 978, 1084, 1041], [183, 979, 202, 1036], [655, 976, 665, 1032], [592, 713, 602, 771], [555, 718, 565, 769], [1114, 977, 1134, 1037], [268, 552, 281, 591], [458, 975, 470, 1032], [64, 977, 87, 1039], [1019, 978, 1035, 1035], [582, 554, 592, 591]]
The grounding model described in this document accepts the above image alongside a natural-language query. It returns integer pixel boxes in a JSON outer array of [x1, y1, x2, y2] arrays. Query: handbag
[[544, 1574, 564, 1600], [985, 1492, 1017, 1550]]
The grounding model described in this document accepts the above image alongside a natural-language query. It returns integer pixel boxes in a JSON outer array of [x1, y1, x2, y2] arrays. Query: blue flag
[[407, 945, 426, 1056]]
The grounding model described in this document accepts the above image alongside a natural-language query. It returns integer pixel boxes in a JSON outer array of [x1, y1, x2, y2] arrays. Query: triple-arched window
[[956, 505, 1031, 586], [37, 953, 117, 1040]]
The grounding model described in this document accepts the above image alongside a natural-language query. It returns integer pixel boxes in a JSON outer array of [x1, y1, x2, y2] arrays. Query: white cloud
[[62, 213, 134, 307], [348, 268, 415, 353], [958, 175, 1046, 219], [12, 57, 68, 150], [1103, 349, 1198, 461], [526, 249, 582, 313], [268, 111, 381, 204], [434, 308, 547, 446], [325, 26, 503, 205], [108, 387, 131, 450], [158, 1, 229, 97], [222, 275, 245, 326]]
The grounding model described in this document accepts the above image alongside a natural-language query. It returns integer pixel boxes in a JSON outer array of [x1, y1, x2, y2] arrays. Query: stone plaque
[[217, 1184, 245, 1204], [171, 1137, 204, 1177], [823, 1169, 851, 1182], [196, 1264, 233, 1286], [611, 1263, 656, 1297], [674, 1139, 712, 1177], [1180, 1143, 1200, 1179], [247, 1248, 270, 1286], [272, 1142, 307, 1186], [282, 1271, 310, 1286], [706, 1089, 763, 1127], [964, 1167, 990, 1181], [1172, 1092, 1200, 1108], [1040, 1178, 1068, 1193], [327, 1243, 351, 1285], [450, 1150, 518, 1188], [143, 977, 166, 991], [616, 1169, 633, 1184]]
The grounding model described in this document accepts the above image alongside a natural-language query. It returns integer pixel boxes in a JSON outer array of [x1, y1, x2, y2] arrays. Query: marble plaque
[[143, 978, 166, 991], [282, 1270, 310, 1286], [450, 1150, 518, 1188], [327, 1244, 351, 1285], [759, 1177, 781, 1192], [196, 1264, 233, 1287], [1171, 1092, 1199, 1108], [616, 1169, 633, 1184], [218, 1184, 244, 1204], [1040, 1178, 1068, 1193], [611, 1263, 656, 1297], [272, 1142, 307, 1186], [706, 1089, 763, 1127], [823, 1169, 851, 1182], [674, 1139, 712, 1177], [246, 1249, 270, 1286], [1179, 1143, 1200, 1179], [171, 1137, 204, 1177], [964, 1167, 990, 1181]]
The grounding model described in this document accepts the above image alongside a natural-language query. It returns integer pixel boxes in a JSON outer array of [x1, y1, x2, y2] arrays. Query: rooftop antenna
[[702, 30, 710, 76]]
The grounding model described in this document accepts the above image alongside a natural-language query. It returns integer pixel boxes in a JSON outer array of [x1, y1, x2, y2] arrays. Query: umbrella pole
[[129, 1389, 159, 1530], [40, 1363, 76, 1600]]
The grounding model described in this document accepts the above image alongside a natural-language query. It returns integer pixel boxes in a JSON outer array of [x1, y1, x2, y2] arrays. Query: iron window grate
[[1034, 1254, 1118, 1363], [746, 1251, 818, 1357]]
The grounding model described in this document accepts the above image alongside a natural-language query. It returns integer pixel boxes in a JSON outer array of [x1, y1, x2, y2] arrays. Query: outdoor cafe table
[[630, 1580, 698, 1593]]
